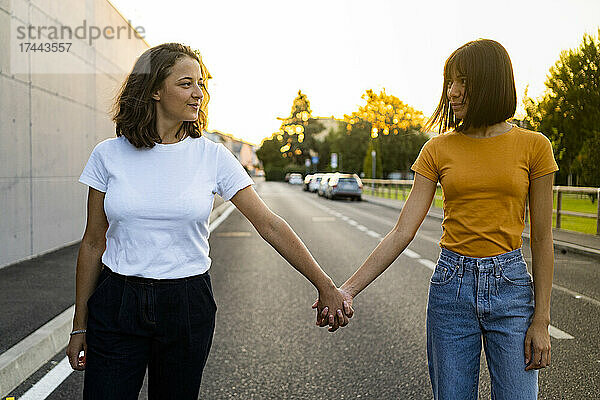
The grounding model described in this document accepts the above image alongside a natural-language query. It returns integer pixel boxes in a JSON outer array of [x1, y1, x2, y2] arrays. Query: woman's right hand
[[66, 333, 87, 371]]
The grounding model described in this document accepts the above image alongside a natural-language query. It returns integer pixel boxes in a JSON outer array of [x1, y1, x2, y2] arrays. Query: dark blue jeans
[[83, 264, 216, 400]]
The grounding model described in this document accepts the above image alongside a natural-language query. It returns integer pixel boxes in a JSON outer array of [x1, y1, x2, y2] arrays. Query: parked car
[[288, 173, 303, 185], [303, 174, 313, 191], [318, 173, 335, 197], [324, 173, 363, 200], [308, 173, 325, 192]]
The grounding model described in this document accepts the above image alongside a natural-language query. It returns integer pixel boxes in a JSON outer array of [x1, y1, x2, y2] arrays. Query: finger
[[337, 309, 347, 327], [343, 301, 354, 318], [524, 336, 532, 365], [526, 346, 541, 371], [539, 348, 549, 369], [328, 313, 335, 326], [547, 348, 551, 367], [319, 307, 330, 327], [311, 299, 319, 309]]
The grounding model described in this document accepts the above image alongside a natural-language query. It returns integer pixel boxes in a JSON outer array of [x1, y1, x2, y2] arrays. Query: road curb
[[0, 306, 74, 399], [363, 196, 600, 259], [0, 204, 229, 399]]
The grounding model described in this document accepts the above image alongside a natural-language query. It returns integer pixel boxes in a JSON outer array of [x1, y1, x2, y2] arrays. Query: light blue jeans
[[426, 247, 538, 400]]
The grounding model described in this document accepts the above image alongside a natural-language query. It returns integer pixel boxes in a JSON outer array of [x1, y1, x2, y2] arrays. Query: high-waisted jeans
[[426, 247, 538, 400], [83, 264, 216, 400]]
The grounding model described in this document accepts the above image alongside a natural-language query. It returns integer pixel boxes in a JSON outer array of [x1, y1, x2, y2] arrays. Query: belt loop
[[457, 256, 464, 277], [492, 257, 501, 278]]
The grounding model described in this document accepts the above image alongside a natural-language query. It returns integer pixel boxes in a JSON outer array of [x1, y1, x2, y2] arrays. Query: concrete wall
[[0, 0, 149, 268]]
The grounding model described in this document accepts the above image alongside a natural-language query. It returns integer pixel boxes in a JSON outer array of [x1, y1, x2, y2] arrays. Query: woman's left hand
[[524, 319, 551, 370]]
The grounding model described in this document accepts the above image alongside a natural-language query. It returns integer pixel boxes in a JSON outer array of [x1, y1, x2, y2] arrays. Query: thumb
[[311, 299, 319, 309]]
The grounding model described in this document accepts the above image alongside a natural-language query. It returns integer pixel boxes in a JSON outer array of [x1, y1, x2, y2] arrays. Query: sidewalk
[[0, 197, 227, 399], [363, 193, 600, 258]]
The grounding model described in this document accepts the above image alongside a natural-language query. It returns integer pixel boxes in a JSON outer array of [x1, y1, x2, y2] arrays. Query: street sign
[[331, 153, 338, 168]]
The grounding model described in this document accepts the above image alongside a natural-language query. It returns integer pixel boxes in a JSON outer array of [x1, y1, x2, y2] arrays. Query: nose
[[192, 83, 203, 100], [447, 81, 461, 100]]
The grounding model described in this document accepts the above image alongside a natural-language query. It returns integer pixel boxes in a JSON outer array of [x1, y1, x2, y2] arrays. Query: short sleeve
[[215, 144, 254, 201], [530, 134, 559, 180], [411, 138, 439, 183], [79, 143, 108, 192]]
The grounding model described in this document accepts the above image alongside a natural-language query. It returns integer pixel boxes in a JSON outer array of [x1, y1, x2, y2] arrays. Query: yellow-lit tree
[[343, 89, 428, 177], [277, 90, 323, 166]]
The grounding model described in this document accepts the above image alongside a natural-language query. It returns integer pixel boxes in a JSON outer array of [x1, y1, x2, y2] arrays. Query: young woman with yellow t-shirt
[[315, 39, 557, 399]]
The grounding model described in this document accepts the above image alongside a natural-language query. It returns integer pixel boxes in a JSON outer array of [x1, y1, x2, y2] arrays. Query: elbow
[[391, 226, 415, 246], [256, 212, 282, 241]]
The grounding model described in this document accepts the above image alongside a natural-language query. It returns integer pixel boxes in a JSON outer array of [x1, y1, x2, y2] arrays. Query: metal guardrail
[[362, 179, 600, 235]]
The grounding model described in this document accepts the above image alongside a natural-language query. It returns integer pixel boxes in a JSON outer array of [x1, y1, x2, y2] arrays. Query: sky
[[109, 0, 600, 145]]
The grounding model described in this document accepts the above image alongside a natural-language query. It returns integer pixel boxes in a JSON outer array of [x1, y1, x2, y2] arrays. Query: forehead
[[169, 56, 202, 79]]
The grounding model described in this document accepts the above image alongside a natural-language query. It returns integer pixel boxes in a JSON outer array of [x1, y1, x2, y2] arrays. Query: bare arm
[[230, 186, 351, 330], [66, 187, 108, 370], [341, 173, 437, 297], [525, 172, 554, 370]]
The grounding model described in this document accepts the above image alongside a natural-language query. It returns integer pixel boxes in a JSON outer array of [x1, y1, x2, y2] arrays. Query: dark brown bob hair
[[111, 43, 211, 148], [425, 39, 516, 133]]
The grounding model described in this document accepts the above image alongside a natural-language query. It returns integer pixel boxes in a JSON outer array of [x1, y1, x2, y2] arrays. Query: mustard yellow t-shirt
[[411, 126, 558, 257]]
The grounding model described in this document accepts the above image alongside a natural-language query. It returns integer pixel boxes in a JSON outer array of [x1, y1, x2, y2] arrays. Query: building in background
[[203, 130, 259, 175]]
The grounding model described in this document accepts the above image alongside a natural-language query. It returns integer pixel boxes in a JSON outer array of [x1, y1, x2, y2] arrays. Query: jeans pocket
[[430, 263, 458, 286], [189, 275, 217, 317], [499, 261, 533, 286]]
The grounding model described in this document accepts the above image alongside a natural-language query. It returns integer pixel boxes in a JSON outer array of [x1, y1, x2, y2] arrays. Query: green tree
[[524, 29, 600, 185]]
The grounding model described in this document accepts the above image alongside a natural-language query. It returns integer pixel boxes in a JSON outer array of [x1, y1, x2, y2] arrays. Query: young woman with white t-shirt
[[65, 43, 353, 399]]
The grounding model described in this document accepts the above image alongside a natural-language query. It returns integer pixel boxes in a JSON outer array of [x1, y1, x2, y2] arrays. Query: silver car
[[325, 173, 362, 200]]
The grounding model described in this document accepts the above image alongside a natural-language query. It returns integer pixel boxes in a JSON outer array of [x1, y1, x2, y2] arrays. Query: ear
[[151, 90, 160, 101]]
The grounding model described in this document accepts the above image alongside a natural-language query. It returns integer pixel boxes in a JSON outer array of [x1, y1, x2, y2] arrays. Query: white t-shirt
[[78, 135, 254, 279]]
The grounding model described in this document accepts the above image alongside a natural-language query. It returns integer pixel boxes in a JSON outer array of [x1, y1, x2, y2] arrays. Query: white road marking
[[18, 357, 72, 400], [403, 249, 421, 259], [418, 259, 437, 271], [366, 230, 381, 239], [548, 325, 575, 340], [209, 203, 236, 232], [552, 283, 600, 308]]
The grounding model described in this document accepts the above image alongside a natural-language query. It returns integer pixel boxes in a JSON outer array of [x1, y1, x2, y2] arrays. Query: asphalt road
[[8, 180, 600, 399]]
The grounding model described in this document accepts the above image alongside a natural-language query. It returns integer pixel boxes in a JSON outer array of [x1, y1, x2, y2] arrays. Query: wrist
[[316, 277, 336, 293], [531, 314, 550, 326]]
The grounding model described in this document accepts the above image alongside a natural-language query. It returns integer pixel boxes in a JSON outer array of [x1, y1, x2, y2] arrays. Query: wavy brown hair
[[111, 43, 211, 148], [424, 39, 516, 133]]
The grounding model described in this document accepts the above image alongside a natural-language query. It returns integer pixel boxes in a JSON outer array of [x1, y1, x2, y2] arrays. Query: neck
[[155, 113, 184, 143], [461, 121, 512, 138]]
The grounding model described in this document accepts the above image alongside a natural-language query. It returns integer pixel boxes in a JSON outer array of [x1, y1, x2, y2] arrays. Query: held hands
[[311, 287, 354, 332], [524, 319, 551, 370]]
